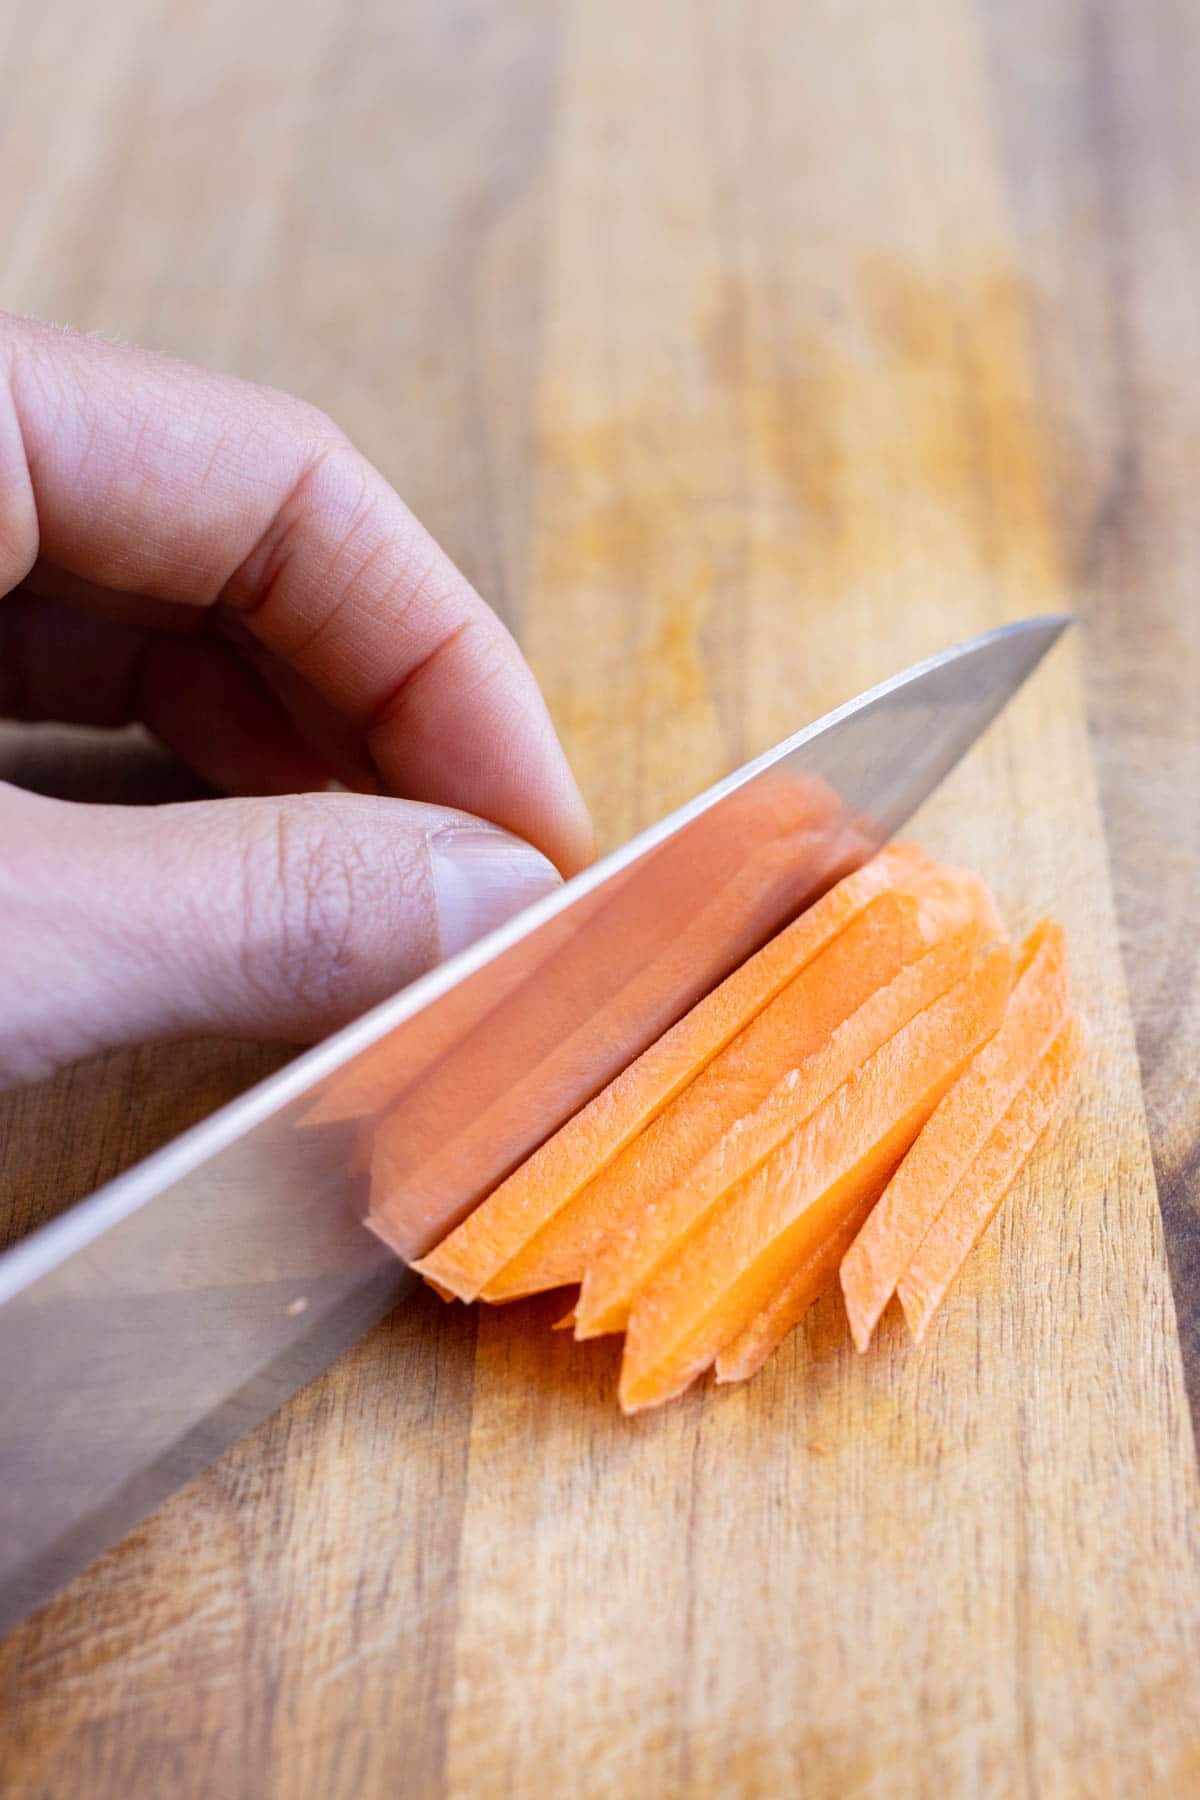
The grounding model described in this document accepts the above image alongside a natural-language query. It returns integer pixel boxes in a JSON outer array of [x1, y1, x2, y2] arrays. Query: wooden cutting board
[[2, 0, 1199, 1793]]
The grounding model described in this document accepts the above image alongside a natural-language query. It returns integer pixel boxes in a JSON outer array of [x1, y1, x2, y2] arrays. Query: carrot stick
[[473, 862, 995, 1309], [568, 886, 1004, 1336], [301, 945, 549, 1128], [479, 885, 927, 1307], [374, 773, 861, 1262], [423, 1276, 459, 1304], [839, 919, 1069, 1352], [412, 841, 930, 1300], [714, 1187, 877, 1384], [897, 1015, 1086, 1342], [618, 944, 1014, 1411], [348, 1122, 374, 1176]]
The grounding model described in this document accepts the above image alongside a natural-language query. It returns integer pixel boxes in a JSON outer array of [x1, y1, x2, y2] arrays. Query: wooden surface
[[2, 0, 1199, 1793]]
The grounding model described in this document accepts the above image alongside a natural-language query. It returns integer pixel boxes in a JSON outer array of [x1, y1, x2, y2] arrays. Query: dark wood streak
[[977, 0, 1200, 1433], [0, 0, 559, 1791], [2, 0, 1200, 1792]]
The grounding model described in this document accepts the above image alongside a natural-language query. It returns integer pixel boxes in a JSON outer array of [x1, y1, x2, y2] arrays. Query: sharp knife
[[0, 615, 1067, 1638]]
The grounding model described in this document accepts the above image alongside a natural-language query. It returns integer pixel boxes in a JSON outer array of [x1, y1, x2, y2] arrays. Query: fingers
[[0, 784, 562, 1087], [0, 590, 334, 795], [0, 314, 593, 873], [142, 636, 334, 797]]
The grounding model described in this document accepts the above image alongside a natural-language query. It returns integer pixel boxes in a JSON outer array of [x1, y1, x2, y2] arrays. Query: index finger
[[0, 314, 593, 874]]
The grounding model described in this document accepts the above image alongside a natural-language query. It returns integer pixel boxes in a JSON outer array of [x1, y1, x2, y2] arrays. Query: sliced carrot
[[714, 1187, 877, 1384], [463, 861, 993, 1307], [566, 879, 1004, 1336], [373, 771, 859, 1261], [477, 884, 927, 1307], [839, 919, 1069, 1352], [897, 1015, 1086, 1342], [423, 1275, 459, 1304], [348, 1122, 374, 1177], [412, 841, 930, 1299], [618, 943, 1013, 1412], [305, 857, 650, 1136], [302, 947, 546, 1128]]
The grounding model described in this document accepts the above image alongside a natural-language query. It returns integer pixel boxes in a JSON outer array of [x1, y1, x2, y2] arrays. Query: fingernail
[[430, 827, 562, 959]]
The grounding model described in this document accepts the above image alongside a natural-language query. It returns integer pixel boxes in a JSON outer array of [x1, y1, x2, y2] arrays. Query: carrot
[[839, 919, 1069, 1352], [897, 1014, 1086, 1342], [371, 772, 861, 1261], [618, 942, 1013, 1412], [348, 1122, 374, 1176], [714, 1188, 876, 1384], [412, 840, 930, 1299], [477, 884, 928, 1307], [304, 852, 656, 1136], [302, 943, 551, 1128], [567, 879, 1004, 1336], [423, 1275, 459, 1304]]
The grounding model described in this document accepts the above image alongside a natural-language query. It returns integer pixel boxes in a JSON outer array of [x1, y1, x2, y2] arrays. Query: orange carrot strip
[[301, 949, 544, 1128], [618, 945, 1014, 1413], [423, 1276, 459, 1304], [714, 1187, 877, 1384], [413, 843, 930, 1300], [348, 1122, 374, 1177], [839, 919, 1069, 1352], [566, 884, 1004, 1336], [378, 774, 863, 1263], [477, 863, 993, 1310], [897, 1015, 1087, 1342], [481, 885, 928, 1306]]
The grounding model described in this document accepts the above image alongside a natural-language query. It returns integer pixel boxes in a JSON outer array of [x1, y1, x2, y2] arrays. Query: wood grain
[[978, 0, 1200, 1427], [2, 0, 1199, 1793]]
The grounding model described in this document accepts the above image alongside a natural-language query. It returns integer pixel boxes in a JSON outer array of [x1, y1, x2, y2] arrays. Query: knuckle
[[444, 616, 516, 707], [266, 389, 348, 461]]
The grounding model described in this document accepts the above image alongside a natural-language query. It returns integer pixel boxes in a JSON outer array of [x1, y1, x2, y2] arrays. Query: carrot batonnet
[[302, 945, 548, 1128], [423, 1275, 458, 1305], [483, 885, 928, 1308], [348, 1121, 374, 1177], [569, 883, 1003, 1336], [367, 830, 1085, 1414], [839, 919, 1070, 1353], [413, 841, 931, 1300], [714, 1188, 876, 1384], [374, 772, 852, 1261], [618, 943, 1014, 1412], [897, 1015, 1087, 1341]]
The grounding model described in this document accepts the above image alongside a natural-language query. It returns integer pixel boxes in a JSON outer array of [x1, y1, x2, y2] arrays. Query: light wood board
[[2, 0, 1198, 1793]]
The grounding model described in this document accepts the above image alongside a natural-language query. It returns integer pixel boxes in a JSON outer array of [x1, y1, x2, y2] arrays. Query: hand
[[0, 315, 593, 1087]]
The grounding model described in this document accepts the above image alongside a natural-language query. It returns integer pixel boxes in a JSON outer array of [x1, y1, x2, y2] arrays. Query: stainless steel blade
[[0, 615, 1067, 1636]]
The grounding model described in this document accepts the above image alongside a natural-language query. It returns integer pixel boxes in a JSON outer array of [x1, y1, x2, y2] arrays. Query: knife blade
[[0, 615, 1067, 1636]]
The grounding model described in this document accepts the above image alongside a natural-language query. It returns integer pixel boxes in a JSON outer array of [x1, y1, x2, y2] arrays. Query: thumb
[[1, 784, 562, 1087]]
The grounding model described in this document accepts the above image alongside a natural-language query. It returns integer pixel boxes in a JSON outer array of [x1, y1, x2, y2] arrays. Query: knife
[[0, 615, 1067, 1637]]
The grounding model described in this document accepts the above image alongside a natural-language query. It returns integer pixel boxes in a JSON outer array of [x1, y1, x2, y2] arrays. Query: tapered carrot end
[[713, 1344, 770, 1384], [422, 1275, 459, 1305], [410, 1255, 477, 1304], [897, 1287, 931, 1343], [574, 1307, 629, 1342], [845, 1306, 875, 1355], [839, 1258, 879, 1353], [617, 1368, 660, 1415]]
